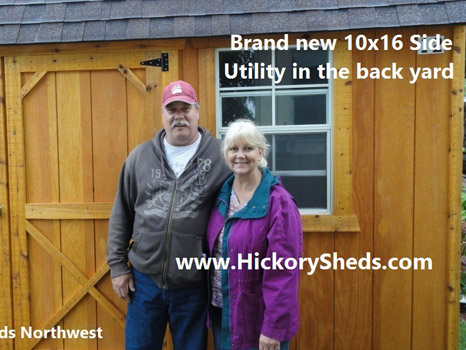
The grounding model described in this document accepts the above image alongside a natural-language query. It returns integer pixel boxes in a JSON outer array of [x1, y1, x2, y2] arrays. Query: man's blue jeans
[[125, 268, 207, 350]]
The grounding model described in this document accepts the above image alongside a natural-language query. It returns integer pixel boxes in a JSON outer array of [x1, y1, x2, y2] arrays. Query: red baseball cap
[[162, 80, 198, 107]]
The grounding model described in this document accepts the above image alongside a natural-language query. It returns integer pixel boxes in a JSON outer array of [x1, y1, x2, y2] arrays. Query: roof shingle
[[109, 0, 143, 20], [64, 2, 101, 22], [0, 24, 20, 44], [17, 23, 39, 42], [306, 9, 349, 31], [445, 0, 466, 22], [36, 22, 62, 42], [149, 17, 175, 38], [230, 14, 252, 35], [190, 0, 224, 15], [212, 15, 230, 35], [173, 16, 195, 37], [0, 6, 25, 24], [83, 20, 105, 41], [105, 19, 128, 40], [61, 21, 84, 41], [396, 4, 425, 25], [195, 16, 212, 36], [42, 3, 66, 22], [127, 18, 149, 39], [0, 0, 463, 44]]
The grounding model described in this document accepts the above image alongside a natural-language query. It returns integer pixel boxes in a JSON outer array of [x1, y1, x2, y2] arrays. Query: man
[[107, 80, 231, 350]]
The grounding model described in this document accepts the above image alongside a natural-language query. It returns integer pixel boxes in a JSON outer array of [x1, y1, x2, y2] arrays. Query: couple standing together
[[107, 80, 303, 350]]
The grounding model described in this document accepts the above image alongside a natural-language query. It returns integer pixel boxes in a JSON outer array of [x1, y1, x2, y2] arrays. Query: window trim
[[205, 40, 359, 233]]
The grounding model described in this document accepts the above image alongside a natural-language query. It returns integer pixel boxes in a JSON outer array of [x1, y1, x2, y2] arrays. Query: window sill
[[301, 214, 360, 233]]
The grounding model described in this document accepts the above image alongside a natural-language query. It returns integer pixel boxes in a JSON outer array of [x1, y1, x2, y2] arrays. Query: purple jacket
[[206, 169, 303, 349]]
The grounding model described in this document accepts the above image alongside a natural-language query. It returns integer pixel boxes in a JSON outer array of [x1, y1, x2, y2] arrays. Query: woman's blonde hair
[[222, 119, 269, 169]]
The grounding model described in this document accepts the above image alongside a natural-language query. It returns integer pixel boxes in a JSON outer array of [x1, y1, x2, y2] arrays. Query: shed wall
[[0, 25, 463, 350]]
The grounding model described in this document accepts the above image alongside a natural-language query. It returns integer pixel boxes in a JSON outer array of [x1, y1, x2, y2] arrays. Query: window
[[216, 48, 332, 213]]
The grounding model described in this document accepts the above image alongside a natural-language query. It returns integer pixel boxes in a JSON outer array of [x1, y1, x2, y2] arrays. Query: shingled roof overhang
[[0, 0, 464, 45]]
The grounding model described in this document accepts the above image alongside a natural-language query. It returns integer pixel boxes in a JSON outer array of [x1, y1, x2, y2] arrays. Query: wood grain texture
[[142, 51, 163, 143], [56, 70, 97, 349], [0, 39, 187, 56], [25, 202, 112, 219], [412, 26, 451, 350], [301, 214, 360, 232], [198, 48, 216, 136], [118, 65, 155, 94], [334, 31, 375, 350], [91, 68, 129, 349], [333, 41, 353, 217], [127, 57, 158, 151], [22, 70, 64, 349], [373, 28, 415, 350], [27, 263, 114, 349], [18, 52, 147, 72], [5, 56, 30, 350], [447, 25, 466, 350], [181, 41, 199, 95], [20, 70, 47, 99], [297, 232, 334, 349], [0, 57, 14, 350], [25, 221, 124, 331]]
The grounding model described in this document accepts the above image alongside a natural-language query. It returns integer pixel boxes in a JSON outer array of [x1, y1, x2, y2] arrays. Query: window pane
[[276, 93, 327, 125], [275, 48, 329, 85], [265, 134, 273, 169], [219, 51, 272, 88], [221, 95, 272, 126], [280, 176, 327, 209], [269, 134, 326, 171]]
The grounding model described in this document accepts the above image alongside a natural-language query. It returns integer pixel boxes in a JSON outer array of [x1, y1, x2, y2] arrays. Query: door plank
[[23, 70, 64, 349], [56, 70, 97, 349], [91, 69, 129, 349], [5, 56, 30, 350], [0, 57, 14, 350]]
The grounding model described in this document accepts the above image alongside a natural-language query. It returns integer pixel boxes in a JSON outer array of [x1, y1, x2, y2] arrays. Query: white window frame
[[215, 47, 334, 215]]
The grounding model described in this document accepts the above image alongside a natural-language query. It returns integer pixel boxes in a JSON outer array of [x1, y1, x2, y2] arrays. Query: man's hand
[[111, 273, 135, 302], [259, 334, 280, 350]]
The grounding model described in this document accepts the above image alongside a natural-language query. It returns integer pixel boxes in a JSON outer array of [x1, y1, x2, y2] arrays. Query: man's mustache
[[171, 120, 190, 128]]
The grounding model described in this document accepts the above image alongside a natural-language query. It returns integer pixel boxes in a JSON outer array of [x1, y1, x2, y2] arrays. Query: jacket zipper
[[162, 180, 178, 288]]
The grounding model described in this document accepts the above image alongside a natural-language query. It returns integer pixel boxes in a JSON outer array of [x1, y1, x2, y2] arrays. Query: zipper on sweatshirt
[[162, 180, 178, 288]]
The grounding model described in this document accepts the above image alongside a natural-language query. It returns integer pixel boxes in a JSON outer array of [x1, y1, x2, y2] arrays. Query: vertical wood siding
[[0, 57, 14, 350]]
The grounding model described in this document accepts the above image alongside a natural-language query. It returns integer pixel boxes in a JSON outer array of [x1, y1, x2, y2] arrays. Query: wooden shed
[[0, 0, 465, 349]]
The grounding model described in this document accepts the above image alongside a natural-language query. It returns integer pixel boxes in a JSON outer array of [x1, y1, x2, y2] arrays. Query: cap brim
[[162, 96, 196, 107]]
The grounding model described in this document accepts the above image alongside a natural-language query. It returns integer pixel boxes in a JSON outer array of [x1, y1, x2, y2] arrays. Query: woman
[[207, 119, 303, 350]]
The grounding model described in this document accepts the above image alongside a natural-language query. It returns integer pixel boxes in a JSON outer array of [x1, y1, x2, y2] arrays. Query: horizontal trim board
[[18, 52, 149, 72], [302, 214, 360, 232], [25, 202, 113, 219], [0, 39, 186, 56]]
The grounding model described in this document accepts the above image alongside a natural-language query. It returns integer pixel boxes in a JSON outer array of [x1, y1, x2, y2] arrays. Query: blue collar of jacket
[[215, 168, 279, 220]]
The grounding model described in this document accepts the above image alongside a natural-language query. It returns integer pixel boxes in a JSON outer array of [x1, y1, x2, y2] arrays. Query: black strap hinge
[[140, 53, 169, 71]]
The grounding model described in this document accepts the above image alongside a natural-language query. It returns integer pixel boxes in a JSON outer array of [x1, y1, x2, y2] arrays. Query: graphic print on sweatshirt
[[143, 158, 212, 218]]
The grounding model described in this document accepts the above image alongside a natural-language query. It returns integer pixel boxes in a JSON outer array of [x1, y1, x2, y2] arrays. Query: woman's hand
[[259, 334, 280, 350]]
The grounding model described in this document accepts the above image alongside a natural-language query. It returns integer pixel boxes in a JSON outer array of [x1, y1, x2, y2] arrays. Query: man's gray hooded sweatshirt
[[107, 127, 231, 289]]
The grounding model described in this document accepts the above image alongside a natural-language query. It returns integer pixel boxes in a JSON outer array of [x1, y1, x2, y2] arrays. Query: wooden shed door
[[5, 50, 179, 349]]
